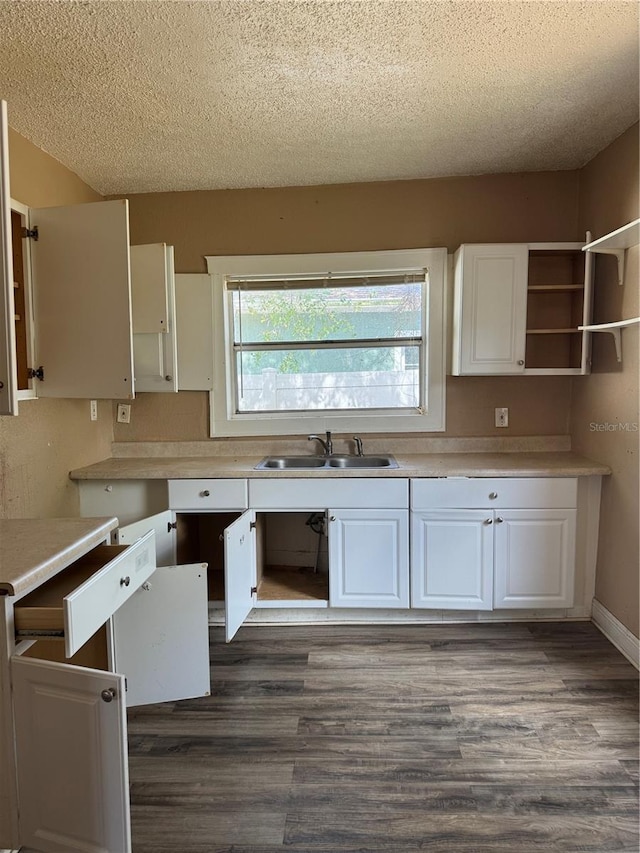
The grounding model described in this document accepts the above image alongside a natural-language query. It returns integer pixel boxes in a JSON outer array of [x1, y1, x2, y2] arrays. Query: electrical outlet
[[90, 400, 98, 421], [495, 407, 509, 428], [116, 403, 131, 424]]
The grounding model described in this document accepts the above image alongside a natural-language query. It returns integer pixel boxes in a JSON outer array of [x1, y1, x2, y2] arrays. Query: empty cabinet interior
[[174, 511, 329, 604], [526, 248, 587, 369]]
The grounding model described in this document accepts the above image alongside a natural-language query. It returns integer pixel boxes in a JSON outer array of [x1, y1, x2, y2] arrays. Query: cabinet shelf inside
[[528, 284, 584, 292]]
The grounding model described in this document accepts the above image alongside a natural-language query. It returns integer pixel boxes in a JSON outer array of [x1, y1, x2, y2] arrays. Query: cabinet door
[[0, 100, 17, 415], [115, 512, 210, 704], [224, 509, 256, 641], [117, 509, 176, 566], [30, 198, 134, 399], [111, 562, 210, 707], [494, 509, 576, 608], [411, 510, 493, 610], [175, 273, 213, 390], [329, 509, 409, 608], [131, 244, 179, 392], [453, 244, 528, 374], [12, 655, 130, 853]]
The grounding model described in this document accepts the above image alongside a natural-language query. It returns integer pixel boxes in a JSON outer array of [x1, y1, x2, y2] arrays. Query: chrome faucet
[[308, 430, 333, 456], [352, 436, 364, 457]]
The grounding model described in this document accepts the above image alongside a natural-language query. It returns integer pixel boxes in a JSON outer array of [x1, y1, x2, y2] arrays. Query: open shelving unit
[[524, 240, 593, 374], [583, 219, 640, 286], [580, 220, 640, 362]]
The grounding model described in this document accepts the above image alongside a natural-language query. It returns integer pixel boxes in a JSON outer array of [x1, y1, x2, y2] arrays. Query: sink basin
[[327, 455, 398, 469], [255, 454, 398, 470], [255, 456, 326, 469]]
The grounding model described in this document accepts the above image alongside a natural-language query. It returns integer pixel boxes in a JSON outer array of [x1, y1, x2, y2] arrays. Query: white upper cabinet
[[174, 273, 213, 390], [452, 244, 529, 375], [0, 101, 17, 414], [0, 100, 182, 413], [31, 199, 134, 400], [131, 243, 179, 392], [452, 241, 594, 376]]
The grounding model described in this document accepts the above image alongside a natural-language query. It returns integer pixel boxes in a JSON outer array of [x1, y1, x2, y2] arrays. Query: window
[[206, 248, 447, 436]]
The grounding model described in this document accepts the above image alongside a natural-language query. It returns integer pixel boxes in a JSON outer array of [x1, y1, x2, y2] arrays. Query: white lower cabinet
[[411, 509, 493, 610], [493, 509, 577, 608], [411, 478, 578, 610], [329, 509, 409, 608], [12, 654, 130, 853], [8, 523, 211, 853]]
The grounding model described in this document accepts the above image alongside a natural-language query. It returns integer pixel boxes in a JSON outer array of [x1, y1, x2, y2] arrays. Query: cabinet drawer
[[250, 478, 409, 509], [411, 478, 577, 510], [169, 478, 248, 510], [14, 531, 155, 658]]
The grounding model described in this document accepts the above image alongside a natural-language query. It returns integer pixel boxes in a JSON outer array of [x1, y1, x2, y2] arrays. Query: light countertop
[[0, 517, 118, 598], [69, 451, 611, 481]]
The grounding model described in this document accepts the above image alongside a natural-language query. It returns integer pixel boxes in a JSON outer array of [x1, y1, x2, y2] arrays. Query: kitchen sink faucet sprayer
[[308, 430, 333, 456]]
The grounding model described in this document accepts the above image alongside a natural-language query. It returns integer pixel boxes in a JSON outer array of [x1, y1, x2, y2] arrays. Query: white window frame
[[206, 248, 447, 437]]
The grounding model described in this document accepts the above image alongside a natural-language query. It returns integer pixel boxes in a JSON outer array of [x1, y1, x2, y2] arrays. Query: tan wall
[[116, 169, 581, 442], [0, 130, 113, 519], [571, 123, 639, 637]]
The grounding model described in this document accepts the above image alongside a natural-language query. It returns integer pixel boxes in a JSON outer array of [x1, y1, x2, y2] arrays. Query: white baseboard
[[592, 599, 640, 669]]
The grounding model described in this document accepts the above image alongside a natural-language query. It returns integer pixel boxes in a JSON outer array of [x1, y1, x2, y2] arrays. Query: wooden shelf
[[528, 284, 584, 292]]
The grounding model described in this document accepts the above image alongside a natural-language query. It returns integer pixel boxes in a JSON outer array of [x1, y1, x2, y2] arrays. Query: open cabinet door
[[111, 562, 210, 707], [224, 509, 256, 642], [131, 244, 179, 392], [0, 100, 17, 415], [114, 511, 210, 706], [30, 198, 134, 399], [12, 655, 130, 853], [116, 509, 176, 565]]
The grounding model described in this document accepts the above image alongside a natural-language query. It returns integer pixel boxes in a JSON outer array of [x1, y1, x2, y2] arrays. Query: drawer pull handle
[[101, 688, 116, 703], [485, 518, 493, 525], [489, 492, 498, 500], [200, 490, 210, 497], [120, 576, 131, 587]]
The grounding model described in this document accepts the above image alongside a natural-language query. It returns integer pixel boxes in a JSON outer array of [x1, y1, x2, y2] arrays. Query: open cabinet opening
[[255, 511, 329, 604], [526, 249, 587, 370], [175, 510, 329, 605]]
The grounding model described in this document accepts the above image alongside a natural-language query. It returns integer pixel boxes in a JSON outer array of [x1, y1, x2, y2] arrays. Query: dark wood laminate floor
[[127, 622, 639, 853]]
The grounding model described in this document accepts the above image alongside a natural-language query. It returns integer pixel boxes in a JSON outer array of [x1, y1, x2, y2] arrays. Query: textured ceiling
[[0, 1, 638, 194]]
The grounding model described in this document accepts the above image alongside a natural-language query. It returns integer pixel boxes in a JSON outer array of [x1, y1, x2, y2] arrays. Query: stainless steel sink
[[255, 454, 398, 470], [327, 455, 398, 469], [255, 456, 327, 469]]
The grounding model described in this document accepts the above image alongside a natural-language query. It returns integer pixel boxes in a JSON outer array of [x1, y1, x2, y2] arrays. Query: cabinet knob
[[200, 490, 210, 497], [496, 517, 504, 524], [120, 575, 131, 587], [101, 688, 116, 703], [484, 518, 493, 525], [517, 359, 525, 365], [329, 516, 336, 522], [489, 492, 498, 500], [165, 375, 173, 382]]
